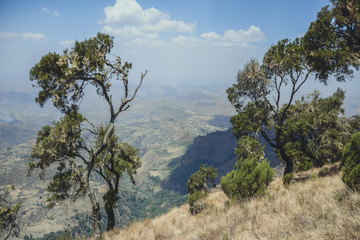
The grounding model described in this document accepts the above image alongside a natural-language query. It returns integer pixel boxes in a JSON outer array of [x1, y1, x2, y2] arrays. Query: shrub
[[187, 164, 217, 194], [187, 191, 207, 215], [221, 156, 274, 201], [283, 173, 294, 185], [342, 131, 360, 191], [187, 165, 217, 214]]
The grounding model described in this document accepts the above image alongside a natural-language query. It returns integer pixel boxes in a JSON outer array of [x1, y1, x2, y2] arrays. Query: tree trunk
[[283, 158, 294, 176], [92, 202, 102, 240], [88, 190, 102, 240], [105, 205, 116, 231], [104, 188, 118, 231], [278, 145, 293, 177]]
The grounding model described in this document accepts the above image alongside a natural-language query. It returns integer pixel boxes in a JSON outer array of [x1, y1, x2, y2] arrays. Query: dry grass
[[102, 171, 360, 240]]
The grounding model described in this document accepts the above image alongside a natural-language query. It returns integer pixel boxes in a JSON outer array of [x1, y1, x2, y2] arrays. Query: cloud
[[0, 32, 46, 41], [42, 6, 60, 18], [42, 7, 50, 13], [59, 40, 75, 46], [202, 26, 266, 47], [100, 0, 264, 48], [53, 10, 60, 18], [101, 0, 196, 38], [172, 26, 265, 48]]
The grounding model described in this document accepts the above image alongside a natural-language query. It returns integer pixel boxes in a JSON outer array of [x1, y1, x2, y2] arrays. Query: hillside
[[162, 128, 282, 194], [102, 168, 360, 240], [0, 86, 240, 238]]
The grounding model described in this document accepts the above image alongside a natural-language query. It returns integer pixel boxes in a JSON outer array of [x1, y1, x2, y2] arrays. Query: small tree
[[342, 131, 360, 191], [28, 33, 146, 239], [187, 164, 217, 214], [221, 136, 274, 201], [0, 186, 22, 240]]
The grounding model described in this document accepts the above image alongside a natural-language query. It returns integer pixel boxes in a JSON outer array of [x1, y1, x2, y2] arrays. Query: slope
[[103, 168, 360, 240]]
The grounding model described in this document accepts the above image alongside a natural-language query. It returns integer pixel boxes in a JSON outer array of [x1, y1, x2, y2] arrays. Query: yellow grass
[[102, 172, 360, 240]]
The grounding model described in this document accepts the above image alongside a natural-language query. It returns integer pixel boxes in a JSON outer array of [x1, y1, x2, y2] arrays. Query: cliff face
[[162, 128, 282, 194]]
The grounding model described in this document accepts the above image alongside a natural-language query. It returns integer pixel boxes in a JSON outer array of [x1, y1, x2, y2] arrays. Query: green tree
[[187, 164, 217, 214], [342, 131, 360, 191], [303, 0, 360, 83], [280, 89, 349, 171], [221, 136, 274, 201], [227, 37, 351, 177], [0, 186, 22, 240], [28, 33, 146, 239], [227, 38, 314, 176]]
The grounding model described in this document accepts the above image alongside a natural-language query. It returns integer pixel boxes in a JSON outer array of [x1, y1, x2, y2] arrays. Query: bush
[[221, 156, 274, 201], [187, 164, 217, 194], [342, 131, 360, 191], [187, 165, 217, 214], [283, 173, 294, 185], [187, 191, 207, 215]]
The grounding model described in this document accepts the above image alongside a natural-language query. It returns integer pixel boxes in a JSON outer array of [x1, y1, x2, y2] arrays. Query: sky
[[0, 0, 359, 111]]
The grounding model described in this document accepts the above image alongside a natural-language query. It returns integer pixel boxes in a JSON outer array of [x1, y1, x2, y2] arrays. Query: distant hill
[[162, 128, 282, 194]]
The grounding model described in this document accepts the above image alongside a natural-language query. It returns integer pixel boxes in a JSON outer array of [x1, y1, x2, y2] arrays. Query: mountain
[[0, 86, 239, 238], [162, 128, 282, 194]]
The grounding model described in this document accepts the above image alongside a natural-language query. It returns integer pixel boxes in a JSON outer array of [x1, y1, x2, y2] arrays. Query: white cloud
[[129, 33, 166, 47], [0, 32, 46, 41], [53, 10, 60, 18], [42, 7, 50, 13], [102, 25, 146, 38], [42, 6, 60, 18], [59, 40, 75, 46], [100, 0, 264, 48], [173, 26, 265, 48], [101, 0, 196, 38]]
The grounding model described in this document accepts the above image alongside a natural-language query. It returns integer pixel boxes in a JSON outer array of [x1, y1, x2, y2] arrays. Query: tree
[[221, 136, 274, 201], [342, 131, 360, 191], [227, 36, 352, 177], [28, 33, 146, 239], [0, 186, 22, 240], [227, 38, 314, 176], [303, 0, 360, 83], [186, 165, 217, 214]]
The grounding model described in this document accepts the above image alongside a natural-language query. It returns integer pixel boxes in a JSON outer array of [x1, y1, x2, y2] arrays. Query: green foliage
[[221, 137, 274, 201], [342, 131, 360, 191], [29, 33, 118, 113], [221, 157, 274, 201], [0, 186, 22, 240], [187, 165, 217, 214], [187, 191, 207, 215], [187, 164, 217, 195], [303, 0, 360, 83], [280, 89, 349, 171], [283, 173, 294, 185]]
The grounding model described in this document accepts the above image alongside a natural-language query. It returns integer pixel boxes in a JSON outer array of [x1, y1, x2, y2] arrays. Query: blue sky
[[0, 0, 359, 112]]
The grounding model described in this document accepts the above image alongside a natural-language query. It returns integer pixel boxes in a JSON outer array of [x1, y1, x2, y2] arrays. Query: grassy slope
[[102, 169, 360, 240]]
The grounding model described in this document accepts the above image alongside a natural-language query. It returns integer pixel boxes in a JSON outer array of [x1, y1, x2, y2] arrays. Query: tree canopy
[[0, 186, 22, 240], [342, 131, 360, 191], [303, 0, 360, 83], [187, 164, 217, 214]]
